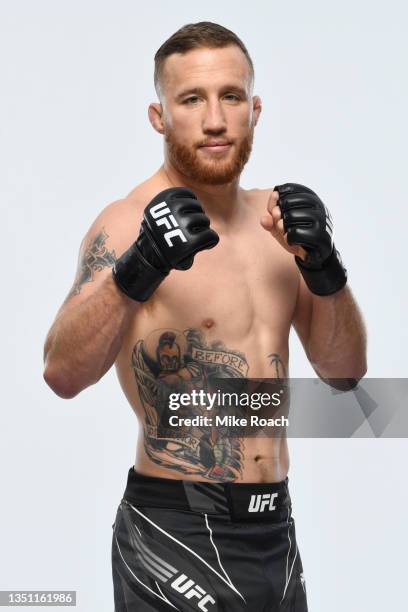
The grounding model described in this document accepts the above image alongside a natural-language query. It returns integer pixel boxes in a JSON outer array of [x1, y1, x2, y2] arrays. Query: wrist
[[295, 247, 347, 296], [112, 242, 168, 302]]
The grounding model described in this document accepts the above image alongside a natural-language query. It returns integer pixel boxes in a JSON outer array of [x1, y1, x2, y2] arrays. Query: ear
[[148, 102, 165, 134], [252, 95, 262, 126]]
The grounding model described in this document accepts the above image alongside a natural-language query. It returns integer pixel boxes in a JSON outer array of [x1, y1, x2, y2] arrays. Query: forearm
[[307, 285, 367, 380], [43, 275, 139, 398]]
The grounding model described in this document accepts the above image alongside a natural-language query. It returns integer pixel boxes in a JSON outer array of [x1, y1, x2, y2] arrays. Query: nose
[[202, 99, 227, 134]]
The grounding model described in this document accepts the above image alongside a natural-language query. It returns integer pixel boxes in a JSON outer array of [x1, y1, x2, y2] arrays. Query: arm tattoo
[[131, 328, 249, 482], [66, 228, 116, 299]]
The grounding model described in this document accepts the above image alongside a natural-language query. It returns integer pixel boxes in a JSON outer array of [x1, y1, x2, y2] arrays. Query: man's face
[[155, 45, 260, 185]]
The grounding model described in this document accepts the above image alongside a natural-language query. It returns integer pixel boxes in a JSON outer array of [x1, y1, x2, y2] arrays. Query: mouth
[[199, 141, 232, 153]]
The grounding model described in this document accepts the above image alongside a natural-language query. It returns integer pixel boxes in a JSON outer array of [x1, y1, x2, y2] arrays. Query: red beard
[[165, 128, 254, 185]]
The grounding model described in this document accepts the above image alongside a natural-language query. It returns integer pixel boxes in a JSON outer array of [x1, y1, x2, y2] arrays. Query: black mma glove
[[112, 187, 219, 302], [274, 183, 347, 296]]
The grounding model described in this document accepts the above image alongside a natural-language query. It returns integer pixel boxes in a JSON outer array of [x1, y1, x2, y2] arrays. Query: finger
[[286, 226, 314, 250], [260, 214, 274, 231], [283, 238, 306, 258], [276, 218, 285, 234], [271, 205, 282, 222], [279, 192, 321, 212], [297, 246, 308, 261], [267, 191, 279, 214]]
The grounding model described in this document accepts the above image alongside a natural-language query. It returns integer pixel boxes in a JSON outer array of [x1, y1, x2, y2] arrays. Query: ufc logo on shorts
[[171, 574, 215, 610], [248, 492, 278, 513], [149, 201, 188, 247]]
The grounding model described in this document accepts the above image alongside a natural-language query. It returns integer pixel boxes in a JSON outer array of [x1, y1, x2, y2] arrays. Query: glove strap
[[112, 243, 168, 302], [295, 248, 347, 296]]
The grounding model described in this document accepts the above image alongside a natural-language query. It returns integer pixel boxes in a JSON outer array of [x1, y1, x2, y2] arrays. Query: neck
[[159, 161, 244, 223]]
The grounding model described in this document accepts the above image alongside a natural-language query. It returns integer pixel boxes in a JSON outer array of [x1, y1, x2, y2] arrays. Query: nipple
[[202, 318, 215, 329]]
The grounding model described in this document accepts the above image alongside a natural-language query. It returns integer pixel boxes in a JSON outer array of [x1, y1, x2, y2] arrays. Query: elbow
[[43, 365, 82, 399], [313, 359, 367, 390], [348, 356, 368, 383], [356, 362, 367, 381]]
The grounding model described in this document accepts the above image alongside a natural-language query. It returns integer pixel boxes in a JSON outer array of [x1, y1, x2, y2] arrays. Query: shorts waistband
[[122, 467, 292, 521]]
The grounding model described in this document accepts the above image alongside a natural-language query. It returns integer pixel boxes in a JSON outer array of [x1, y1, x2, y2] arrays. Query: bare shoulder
[[245, 187, 275, 196], [84, 177, 167, 248], [80, 196, 141, 260], [241, 187, 278, 231], [125, 174, 174, 208], [59, 178, 166, 312], [242, 186, 275, 212]]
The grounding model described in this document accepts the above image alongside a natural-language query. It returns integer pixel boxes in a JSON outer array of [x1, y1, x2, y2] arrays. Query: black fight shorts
[[112, 468, 308, 611]]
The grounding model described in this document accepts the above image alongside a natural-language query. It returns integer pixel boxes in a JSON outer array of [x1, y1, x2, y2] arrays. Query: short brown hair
[[154, 21, 254, 95]]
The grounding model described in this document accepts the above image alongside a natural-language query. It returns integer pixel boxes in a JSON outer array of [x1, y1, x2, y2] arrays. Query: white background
[[1, 1, 407, 611]]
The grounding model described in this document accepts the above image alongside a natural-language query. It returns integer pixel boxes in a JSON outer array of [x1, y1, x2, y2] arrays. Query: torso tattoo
[[131, 327, 287, 482]]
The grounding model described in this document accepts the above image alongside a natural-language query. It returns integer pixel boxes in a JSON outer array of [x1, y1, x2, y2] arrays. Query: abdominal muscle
[[113, 182, 297, 484], [134, 436, 290, 484], [116, 307, 293, 484]]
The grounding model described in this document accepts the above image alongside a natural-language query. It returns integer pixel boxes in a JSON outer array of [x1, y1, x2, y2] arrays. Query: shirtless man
[[43, 21, 366, 612]]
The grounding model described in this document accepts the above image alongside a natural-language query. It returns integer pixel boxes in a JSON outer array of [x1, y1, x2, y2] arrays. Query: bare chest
[[116, 217, 299, 412], [128, 229, 299, 345]]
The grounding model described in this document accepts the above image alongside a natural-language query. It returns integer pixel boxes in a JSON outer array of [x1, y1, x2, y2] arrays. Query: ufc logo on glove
[[149, 200, 188, 246]]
